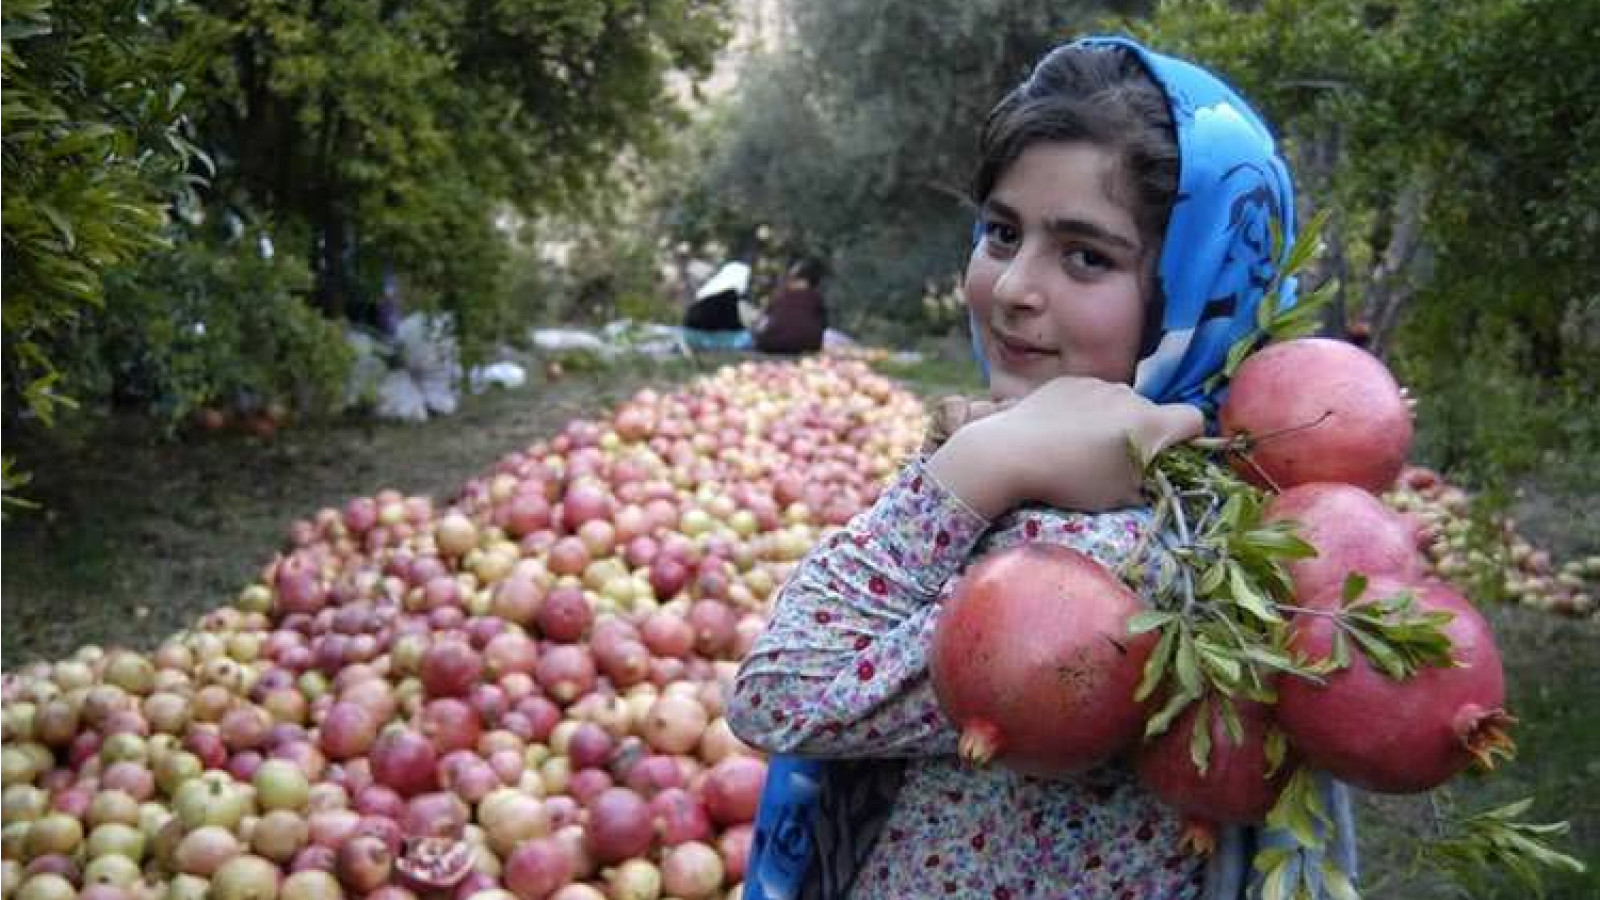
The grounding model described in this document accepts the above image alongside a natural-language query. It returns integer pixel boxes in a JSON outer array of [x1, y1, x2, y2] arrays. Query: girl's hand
[[921, 395, 1016, 454], [927, 377, 1204, 520]]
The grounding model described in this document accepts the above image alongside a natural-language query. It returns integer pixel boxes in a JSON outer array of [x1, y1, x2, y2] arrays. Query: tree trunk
[[1365, 181, 1429, 359], [312, 99, 347, 321], [1293, 124, 1348, 337]]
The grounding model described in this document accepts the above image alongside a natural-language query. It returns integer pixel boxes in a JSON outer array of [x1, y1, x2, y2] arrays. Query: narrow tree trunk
[[1293, 124, 1348, 337], [1365, 181, 1428, 359], [312, 100, 347, 320]]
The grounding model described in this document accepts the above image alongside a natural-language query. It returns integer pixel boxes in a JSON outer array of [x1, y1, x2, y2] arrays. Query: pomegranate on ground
[[1275, 576, 1514, 793], [1219, 337, 1412, 493], [1263, 482, 1425, 606], [930, 544, 1155, 777]]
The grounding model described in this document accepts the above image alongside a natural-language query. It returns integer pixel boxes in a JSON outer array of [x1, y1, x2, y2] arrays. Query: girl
[[727, 36, 1357, 900]]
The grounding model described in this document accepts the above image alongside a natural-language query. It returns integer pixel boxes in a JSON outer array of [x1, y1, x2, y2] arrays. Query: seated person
[[753, 258, 827, 355], [683, 261, 751, 332]]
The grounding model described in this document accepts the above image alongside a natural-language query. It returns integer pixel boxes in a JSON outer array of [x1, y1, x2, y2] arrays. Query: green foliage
[[2, 0, 203, 425], [671, 1, 1133, 332], [501, 215, 680, 333], [80, 218, 350, 430], [1412, 794, 1588, 899], [188, 0, 732, 362], [1135, 0, 1600, 492]]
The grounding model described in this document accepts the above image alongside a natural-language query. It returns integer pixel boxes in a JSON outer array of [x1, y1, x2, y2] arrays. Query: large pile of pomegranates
[[1, 340, 1585, 900], [0, 358, 924, 900]]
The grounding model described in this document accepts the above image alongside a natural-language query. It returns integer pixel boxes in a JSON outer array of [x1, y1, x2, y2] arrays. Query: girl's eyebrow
[[983, 198, 1141, 254]]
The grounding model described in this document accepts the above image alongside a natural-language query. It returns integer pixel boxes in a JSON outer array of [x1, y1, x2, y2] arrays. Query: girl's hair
[[972, 43, 1179, 261]]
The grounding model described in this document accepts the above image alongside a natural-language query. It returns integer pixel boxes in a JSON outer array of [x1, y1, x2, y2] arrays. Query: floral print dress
[[729, 460, 1207, 899]]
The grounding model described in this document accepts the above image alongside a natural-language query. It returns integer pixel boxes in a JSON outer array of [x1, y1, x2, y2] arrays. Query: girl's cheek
[[963, 258, 997, 316]]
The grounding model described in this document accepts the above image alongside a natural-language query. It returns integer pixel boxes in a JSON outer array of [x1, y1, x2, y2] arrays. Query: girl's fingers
[[924, 396, 1015, 452]]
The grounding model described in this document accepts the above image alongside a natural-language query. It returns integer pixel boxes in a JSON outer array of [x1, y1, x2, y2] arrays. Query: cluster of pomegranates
[[0, 358, 926, 900], [1386, 467, 1598, 619], [930, 338, 1517, 841]]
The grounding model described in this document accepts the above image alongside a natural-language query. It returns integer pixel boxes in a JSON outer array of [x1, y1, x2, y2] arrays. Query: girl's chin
[[987, 372, 1044, 402]]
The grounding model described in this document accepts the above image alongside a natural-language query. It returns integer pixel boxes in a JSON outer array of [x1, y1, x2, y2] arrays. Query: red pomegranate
[[1219, 338, 1412, 493], [1262, 482, 1425, 607], [930, 544, 1155, 777], [1275, 576, 1514, 793], [1134, 696, 1288, 825]]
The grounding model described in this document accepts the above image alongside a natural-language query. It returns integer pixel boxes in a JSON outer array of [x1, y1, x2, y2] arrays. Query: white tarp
[[468, 362, 527, 394], [360, 313, 466, 422]]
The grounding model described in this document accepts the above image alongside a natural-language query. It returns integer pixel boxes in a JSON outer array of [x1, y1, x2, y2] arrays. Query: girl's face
[[966, 141, 1153, 402]]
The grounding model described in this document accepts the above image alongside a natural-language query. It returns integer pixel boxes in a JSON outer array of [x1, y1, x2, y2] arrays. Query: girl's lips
[[993, 332, 1056, 366]]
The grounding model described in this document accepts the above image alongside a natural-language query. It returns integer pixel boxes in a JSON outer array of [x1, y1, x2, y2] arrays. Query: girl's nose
[[992, 256, 1049, 314]]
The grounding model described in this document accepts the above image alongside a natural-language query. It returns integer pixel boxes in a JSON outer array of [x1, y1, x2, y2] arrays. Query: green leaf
[[1220, 697, 1245, 745], [1264, 727, 1288, 776], [1259, 852, 1294, 900], [1267, 297, 1332, 342], [1128, 610, 1177, 635], [1175, 631, 1201, 695], [1266, 768, 1329, 850], [1145, 687, 1198, 739], [1319, 859, 1361, 900], [36, 202, 75, 251], [1331, 628, 1351, 670], [1242, 526, 1318, 559], [1223, 334, 1257, 380], [1228, 562, 1284, 623], [1136, 626, 1177, 702], [1218, 492, 1244, 530], [1198, 639, 1243, 684], [1256, 284, 1281, 331], [1481, 798, 1536, 821], [1188, 696, 1213, 775], [1284, 209, 1332, 275], [1341, 573, 1369, 606], [1348, 625, 1408, 679]]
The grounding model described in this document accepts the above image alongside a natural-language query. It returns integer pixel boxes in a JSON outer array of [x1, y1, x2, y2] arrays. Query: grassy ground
[[2, 351, 702, 665], [2, 346, 1594, 897]]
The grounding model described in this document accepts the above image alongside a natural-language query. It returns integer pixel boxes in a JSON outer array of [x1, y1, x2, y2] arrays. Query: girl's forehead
[[989, 143, 1141, 248]]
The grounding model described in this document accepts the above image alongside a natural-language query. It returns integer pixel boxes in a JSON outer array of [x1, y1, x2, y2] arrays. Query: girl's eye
[[1065, 247, 1115, 274], [981, 221, 1020, 252]]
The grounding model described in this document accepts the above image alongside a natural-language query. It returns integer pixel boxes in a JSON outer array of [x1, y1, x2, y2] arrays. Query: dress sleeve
[[727, 459, 990, 758]]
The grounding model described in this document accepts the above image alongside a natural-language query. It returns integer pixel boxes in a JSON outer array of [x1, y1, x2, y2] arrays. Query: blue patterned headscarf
[[746, 36, 1354, 900], [968, 35, 1299, 415]]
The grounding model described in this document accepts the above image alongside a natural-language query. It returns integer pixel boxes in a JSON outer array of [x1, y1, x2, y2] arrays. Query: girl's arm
[[727, 459, 988, 758], [729, 377, 1195, 758], [727, 460, 1153, 759]]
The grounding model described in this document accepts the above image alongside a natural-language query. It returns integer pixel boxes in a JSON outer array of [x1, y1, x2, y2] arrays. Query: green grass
[[872, 350, 987, 399], [1355, 603, 1600, 899]]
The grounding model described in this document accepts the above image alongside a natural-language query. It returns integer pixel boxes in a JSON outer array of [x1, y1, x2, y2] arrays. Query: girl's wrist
[[925, 417, 1017, 521]]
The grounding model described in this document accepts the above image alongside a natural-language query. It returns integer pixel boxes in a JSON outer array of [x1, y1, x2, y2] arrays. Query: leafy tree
[[1135, 0, 1600, 487], [187, 0, 732, 359], [1, 0, 207, 508]]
